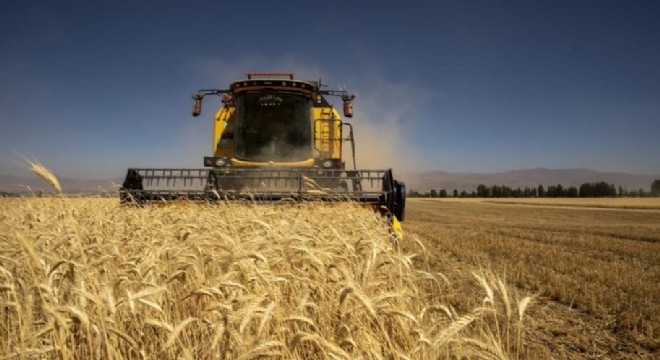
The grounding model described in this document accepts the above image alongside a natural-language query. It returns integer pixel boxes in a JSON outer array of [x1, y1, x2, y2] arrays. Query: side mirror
[[342, 93, 356, 118], [192, 94, 203, 117]]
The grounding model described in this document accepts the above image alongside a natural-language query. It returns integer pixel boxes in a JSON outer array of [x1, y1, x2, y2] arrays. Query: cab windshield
[[234, 91, 312, 162]]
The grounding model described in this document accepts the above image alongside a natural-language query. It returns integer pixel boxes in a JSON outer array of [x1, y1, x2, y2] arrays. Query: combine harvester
[[120, 72, 406, 230]]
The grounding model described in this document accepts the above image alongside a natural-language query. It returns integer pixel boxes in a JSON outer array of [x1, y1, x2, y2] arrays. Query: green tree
[[547, 185, 560, 197], [566, 186, 578, 197], [476, 184, 489, 197], [652, 180, 660, 197], [579, 182, 618, 197]]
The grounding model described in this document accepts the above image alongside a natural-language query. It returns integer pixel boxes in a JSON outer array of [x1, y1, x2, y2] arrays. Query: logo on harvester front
[[258, 95, 283, 107]]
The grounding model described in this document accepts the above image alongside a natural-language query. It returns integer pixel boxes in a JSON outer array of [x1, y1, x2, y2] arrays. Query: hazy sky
[[1, 0, 659, 179]]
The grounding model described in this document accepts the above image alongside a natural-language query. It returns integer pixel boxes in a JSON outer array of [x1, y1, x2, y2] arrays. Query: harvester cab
[[120, 72, 406, 224]]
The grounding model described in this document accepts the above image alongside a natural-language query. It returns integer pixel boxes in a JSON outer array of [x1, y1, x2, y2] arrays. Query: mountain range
[[0, 174, 122, 194], [0, 168, 657, 194], [401, 168, 659, 193]]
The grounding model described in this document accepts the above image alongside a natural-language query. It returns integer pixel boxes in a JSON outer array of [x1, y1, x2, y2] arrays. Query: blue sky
[[1, 0, 659, 178]]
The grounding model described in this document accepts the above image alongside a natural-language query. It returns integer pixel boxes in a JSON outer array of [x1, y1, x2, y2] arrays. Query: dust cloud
[[342, 76, 428, 176]]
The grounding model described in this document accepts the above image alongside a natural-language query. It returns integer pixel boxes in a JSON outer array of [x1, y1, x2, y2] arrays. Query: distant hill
[[0, 174, 121, 194], [1, 168, 658, 194], [401, 168, 659, 193]]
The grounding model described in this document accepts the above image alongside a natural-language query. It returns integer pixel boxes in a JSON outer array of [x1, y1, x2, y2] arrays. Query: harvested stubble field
[[428, 197, 660, 210], [1, 197, 533, 359], [405, 198, 660, 359]]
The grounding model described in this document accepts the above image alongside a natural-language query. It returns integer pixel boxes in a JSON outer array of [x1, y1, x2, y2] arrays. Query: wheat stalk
[[21, 157, 62, 193]]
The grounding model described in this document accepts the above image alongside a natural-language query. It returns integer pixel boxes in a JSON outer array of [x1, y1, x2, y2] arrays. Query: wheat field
[[423, 197, 660, 209], [405, 198, 660, 359], [0, 196, 533, 359]]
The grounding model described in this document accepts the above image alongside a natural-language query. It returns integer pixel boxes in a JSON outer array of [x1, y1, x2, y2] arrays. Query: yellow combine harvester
[[120, 72, 406, 223]]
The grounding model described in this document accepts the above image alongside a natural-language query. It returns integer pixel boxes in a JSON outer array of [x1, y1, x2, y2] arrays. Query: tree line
[[409, 180, 660, 198]]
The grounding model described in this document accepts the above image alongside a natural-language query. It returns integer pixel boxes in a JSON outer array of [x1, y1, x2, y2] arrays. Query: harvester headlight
[[322, 160, 333, 168], [215, 158, 227, 167]]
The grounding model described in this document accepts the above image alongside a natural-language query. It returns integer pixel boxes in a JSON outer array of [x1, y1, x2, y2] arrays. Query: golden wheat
[[0, 163, 534, 359], [0, 196, 535, 359], [19, 157, 62, 193]]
